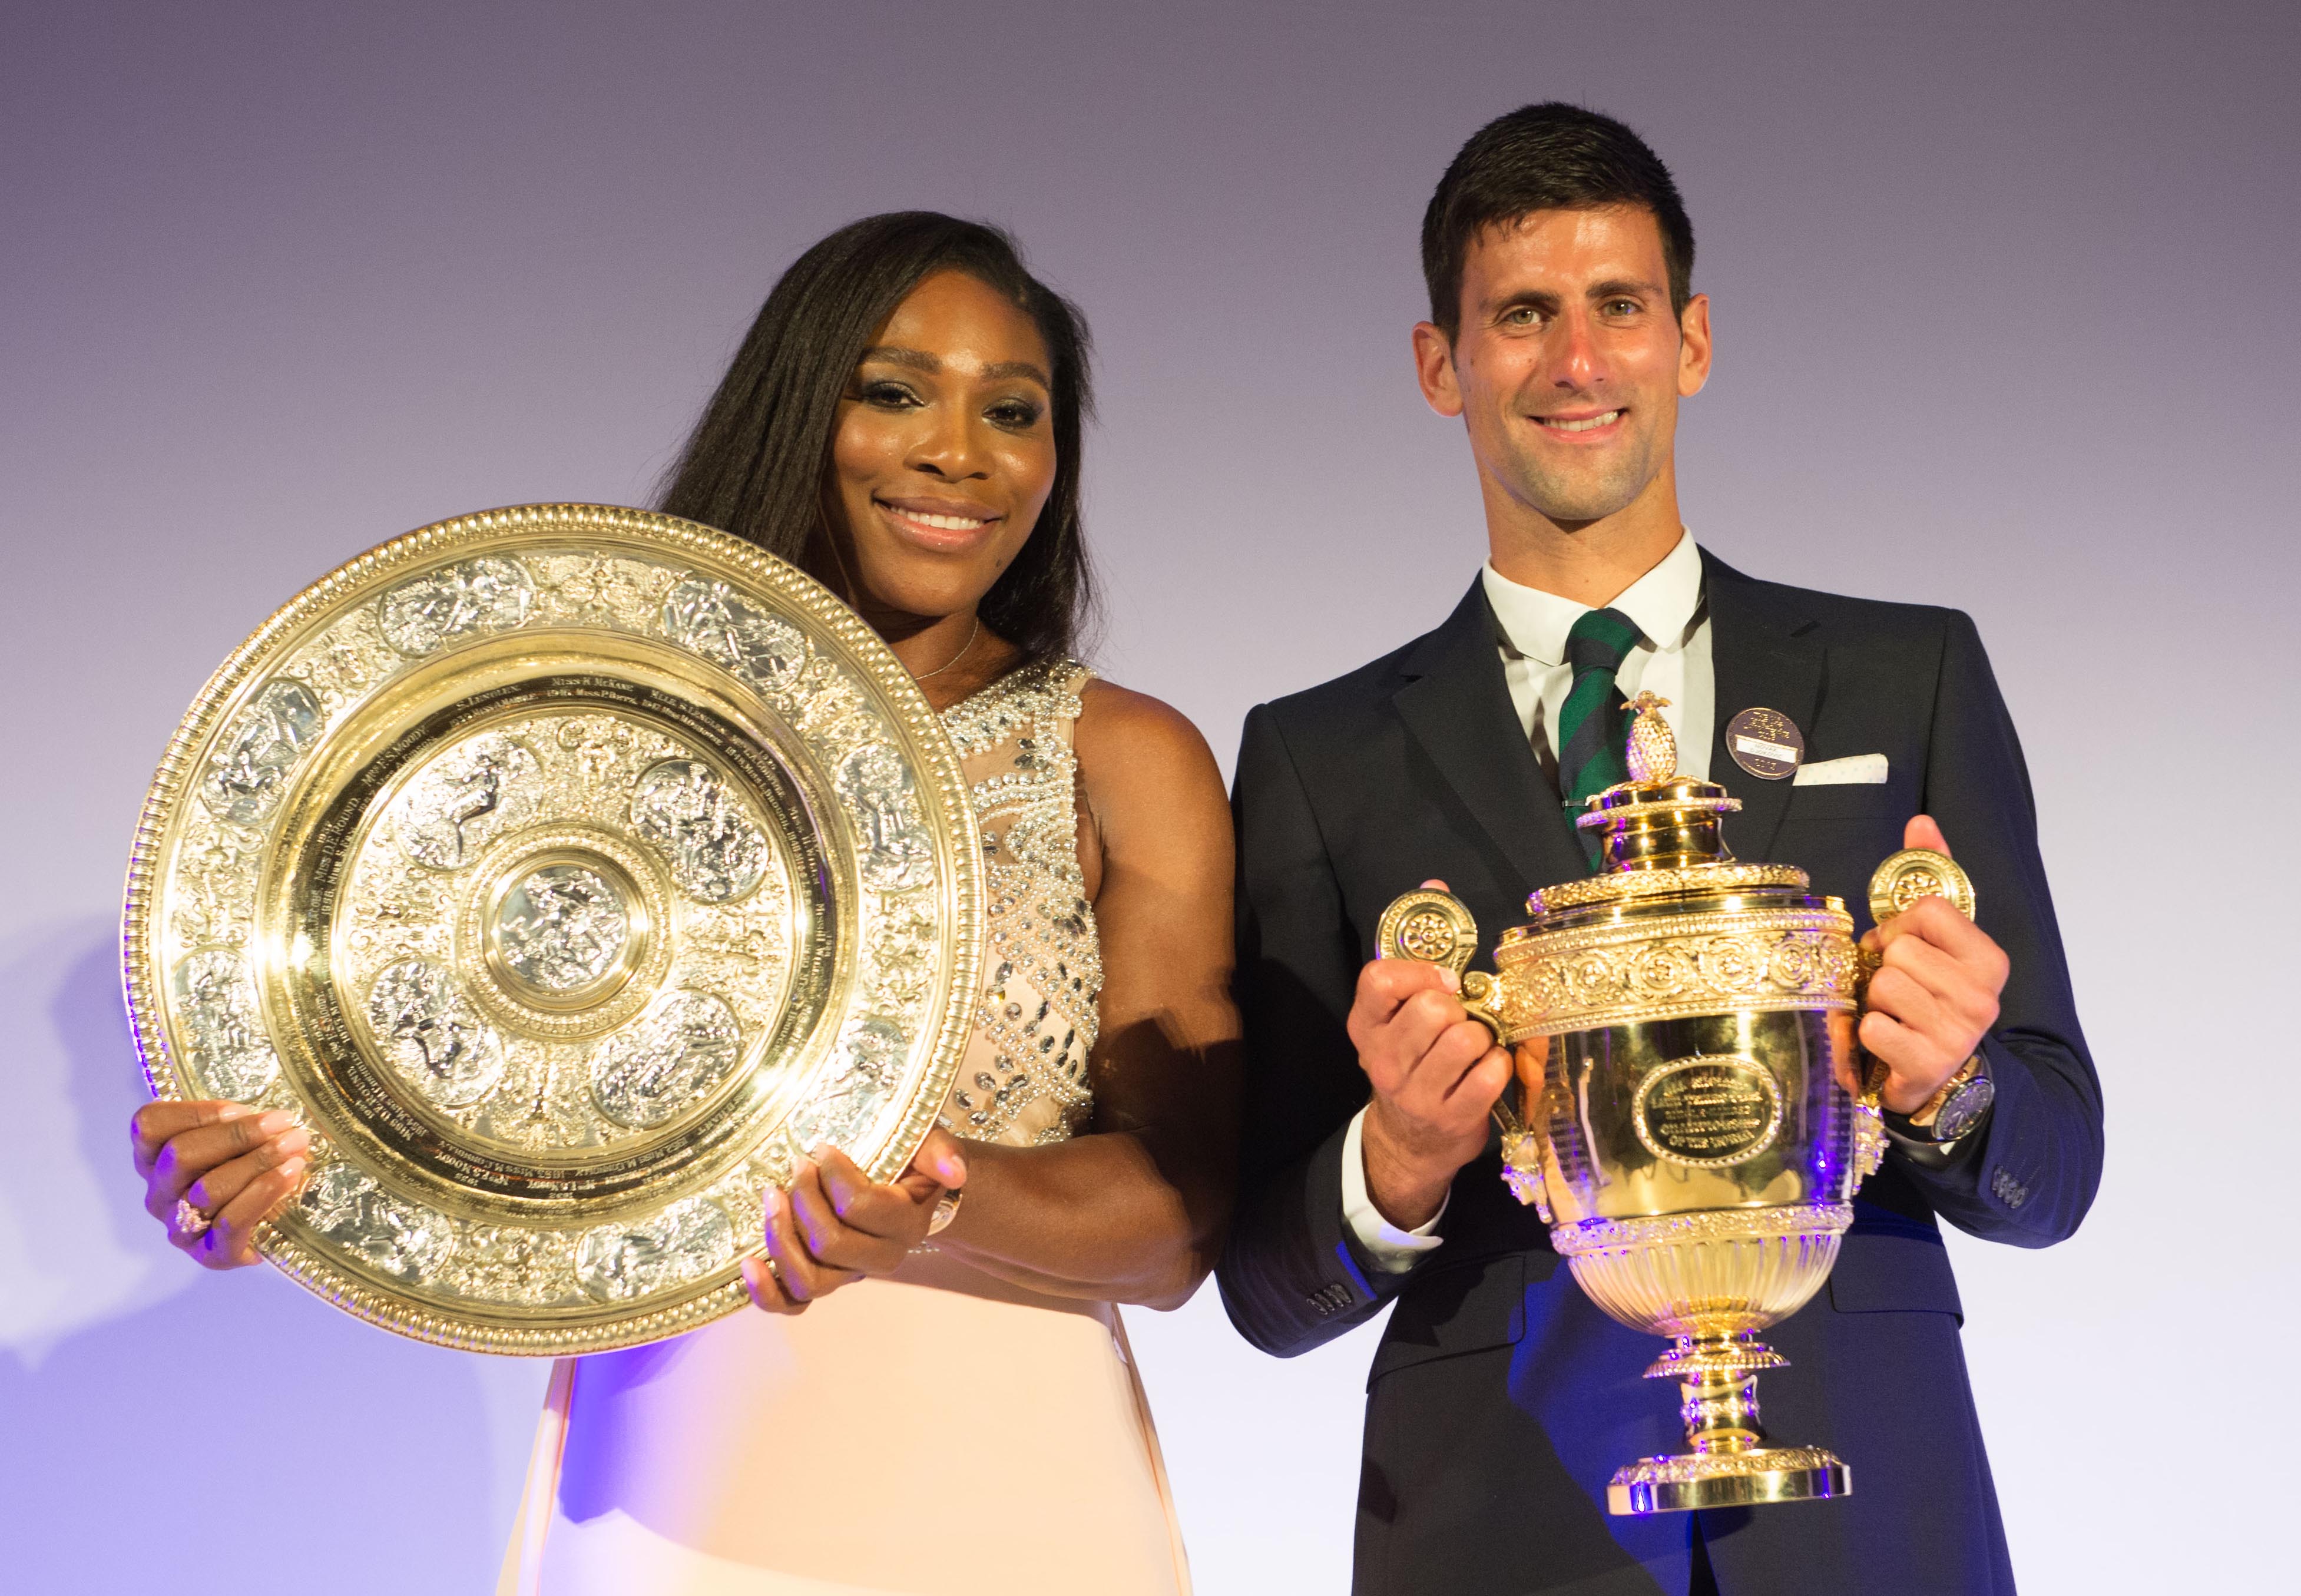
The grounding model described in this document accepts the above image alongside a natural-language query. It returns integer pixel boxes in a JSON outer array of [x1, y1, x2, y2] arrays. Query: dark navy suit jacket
[[1216, 554, 2103, 1596]]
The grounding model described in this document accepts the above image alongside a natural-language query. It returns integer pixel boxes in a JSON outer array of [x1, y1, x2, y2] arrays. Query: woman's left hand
[[741, 1129, 966, 1314]]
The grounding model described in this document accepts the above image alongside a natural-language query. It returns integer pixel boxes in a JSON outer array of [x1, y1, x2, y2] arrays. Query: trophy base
[[1607, 1446, 1849, 1516]]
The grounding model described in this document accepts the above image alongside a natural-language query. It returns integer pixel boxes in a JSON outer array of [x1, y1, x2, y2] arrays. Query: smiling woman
[[499, 214, 1239, 1594]]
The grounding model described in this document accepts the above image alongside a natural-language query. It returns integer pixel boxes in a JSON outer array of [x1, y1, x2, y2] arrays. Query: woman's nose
[[906, 407, 990, 480]]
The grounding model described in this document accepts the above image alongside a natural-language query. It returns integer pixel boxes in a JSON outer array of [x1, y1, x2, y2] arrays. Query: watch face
[[1932, 1077, 1997, 1142]]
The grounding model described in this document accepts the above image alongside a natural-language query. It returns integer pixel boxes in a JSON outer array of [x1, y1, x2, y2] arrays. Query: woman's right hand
[[741, 1129, 966, 1314], [130, 1101, 311, 1269]]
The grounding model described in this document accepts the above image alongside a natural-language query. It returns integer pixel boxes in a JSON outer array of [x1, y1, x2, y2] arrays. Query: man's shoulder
[[1256, 634, 1423, 730], [1706, 552, 1972, 651], [1249, 582, 1481, 742]]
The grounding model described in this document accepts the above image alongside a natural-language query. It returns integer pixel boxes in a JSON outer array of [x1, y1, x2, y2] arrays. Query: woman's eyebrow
[[858, 346, 1050, 388], [982, 360, 1052, 387], [859, 345, 939, 372]]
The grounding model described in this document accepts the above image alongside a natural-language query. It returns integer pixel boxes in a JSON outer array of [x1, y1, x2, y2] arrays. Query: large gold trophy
[[1378, 694, 1968, 1516]]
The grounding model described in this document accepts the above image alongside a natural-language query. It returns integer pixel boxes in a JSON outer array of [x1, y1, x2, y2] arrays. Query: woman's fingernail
[[256, 1110, 296, 1135], [217, 1102, 256, 1121], [808, 1143, 836, 1163], [279, 1157, 307, 1180], [763, 1186, 783, 1218], [945, 1154, 968, 1185]]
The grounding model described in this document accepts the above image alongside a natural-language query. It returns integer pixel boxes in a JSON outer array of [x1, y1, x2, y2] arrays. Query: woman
[[130, 213, 1240, 1595]]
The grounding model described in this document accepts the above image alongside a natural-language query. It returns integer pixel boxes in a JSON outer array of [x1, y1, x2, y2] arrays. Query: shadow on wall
[[0, 923, 508, 1592]]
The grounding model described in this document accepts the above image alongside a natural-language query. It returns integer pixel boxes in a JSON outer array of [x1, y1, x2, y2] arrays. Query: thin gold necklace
[[913, 617, 981, 682]]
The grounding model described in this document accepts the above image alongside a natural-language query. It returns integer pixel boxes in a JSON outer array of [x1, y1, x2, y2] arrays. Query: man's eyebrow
[[1486, 287, 1564, 318], [1587, 277, 1666, 300]]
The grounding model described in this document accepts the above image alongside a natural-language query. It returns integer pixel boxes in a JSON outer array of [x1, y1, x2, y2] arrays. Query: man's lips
[[1529, 407, 1626, 439]]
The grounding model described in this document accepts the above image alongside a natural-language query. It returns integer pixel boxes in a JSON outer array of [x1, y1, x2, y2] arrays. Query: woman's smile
[[872, 492, 1007, 552]]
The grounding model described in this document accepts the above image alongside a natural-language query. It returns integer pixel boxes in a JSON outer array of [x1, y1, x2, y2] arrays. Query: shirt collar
[[1481, 529, 1704, 667]]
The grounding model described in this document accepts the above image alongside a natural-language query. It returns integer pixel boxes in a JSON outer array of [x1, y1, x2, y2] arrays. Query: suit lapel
[[1392, 582, 1587, 893], [1703, 551, 1824, 863]]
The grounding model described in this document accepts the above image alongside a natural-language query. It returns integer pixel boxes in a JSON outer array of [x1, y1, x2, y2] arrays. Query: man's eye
[[1604, 299, 1639, 316], [1504, 307, 1542, 327]]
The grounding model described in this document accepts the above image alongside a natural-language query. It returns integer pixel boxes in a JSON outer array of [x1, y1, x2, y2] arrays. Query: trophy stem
[[1605, 1333, 1851, 1516]]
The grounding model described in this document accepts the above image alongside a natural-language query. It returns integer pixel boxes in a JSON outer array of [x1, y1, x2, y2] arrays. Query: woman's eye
[[988, 400, 1044, 429], [858, 380, 921, 408]]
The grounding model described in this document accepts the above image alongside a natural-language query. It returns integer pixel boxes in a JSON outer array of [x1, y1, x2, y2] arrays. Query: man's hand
[[1859, 817, 2009, 1115], [1351, 881, 1511, 1230]]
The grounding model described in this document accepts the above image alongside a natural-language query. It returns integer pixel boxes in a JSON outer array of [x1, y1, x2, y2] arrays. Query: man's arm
[[1217, 706, 1415, 1355], [1893, 611, 2104, 1246]]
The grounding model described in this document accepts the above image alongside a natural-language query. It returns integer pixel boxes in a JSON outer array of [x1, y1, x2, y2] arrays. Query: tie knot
[[1564, 607, 1641, 674]]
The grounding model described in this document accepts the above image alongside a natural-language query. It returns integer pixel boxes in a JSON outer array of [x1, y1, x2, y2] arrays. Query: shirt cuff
[[1341, 1105, 1446, 1273]]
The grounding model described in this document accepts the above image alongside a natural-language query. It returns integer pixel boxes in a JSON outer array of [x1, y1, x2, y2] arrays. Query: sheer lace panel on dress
[[937, 658, 1102, 1147]]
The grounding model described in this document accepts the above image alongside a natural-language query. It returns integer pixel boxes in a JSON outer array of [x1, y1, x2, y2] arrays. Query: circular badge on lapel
[[1724, 707, 1805, 782]]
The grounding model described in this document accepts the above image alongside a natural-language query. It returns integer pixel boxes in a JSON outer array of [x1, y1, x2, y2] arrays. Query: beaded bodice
[[935, 657, 1103, 1147]]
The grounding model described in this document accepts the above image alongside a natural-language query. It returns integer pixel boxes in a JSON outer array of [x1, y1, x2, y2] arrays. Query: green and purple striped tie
[[1556, 607, 1643, 867]]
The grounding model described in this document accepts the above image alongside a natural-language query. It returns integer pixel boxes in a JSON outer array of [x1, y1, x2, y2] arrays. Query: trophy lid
[[1525, 693, 1811, 917]]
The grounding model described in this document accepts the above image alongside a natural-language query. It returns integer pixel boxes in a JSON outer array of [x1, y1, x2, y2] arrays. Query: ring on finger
[[173, 1197, 213, 1239]]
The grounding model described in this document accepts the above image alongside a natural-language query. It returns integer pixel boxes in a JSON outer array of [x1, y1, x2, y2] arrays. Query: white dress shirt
[[1342, 532, 1714, 1270]]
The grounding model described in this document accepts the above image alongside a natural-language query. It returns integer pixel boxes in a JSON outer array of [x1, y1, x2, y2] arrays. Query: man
[[1217, 103, 2101, 1595]]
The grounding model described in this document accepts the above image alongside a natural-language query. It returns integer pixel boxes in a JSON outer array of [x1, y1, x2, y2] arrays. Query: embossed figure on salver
[[495, 863, 631, 991], [936, 658, 1103, 1146]]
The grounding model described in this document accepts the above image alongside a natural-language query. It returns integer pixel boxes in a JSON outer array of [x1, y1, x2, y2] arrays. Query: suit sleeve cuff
[[1341, 1105, 1446, 1273]]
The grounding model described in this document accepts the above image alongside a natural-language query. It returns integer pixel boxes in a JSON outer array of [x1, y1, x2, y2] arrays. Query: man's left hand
[[1858, 816, 2009, 1115]]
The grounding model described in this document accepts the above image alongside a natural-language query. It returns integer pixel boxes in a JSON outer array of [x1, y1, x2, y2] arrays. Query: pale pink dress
[[498, 660, 1191, 1596]]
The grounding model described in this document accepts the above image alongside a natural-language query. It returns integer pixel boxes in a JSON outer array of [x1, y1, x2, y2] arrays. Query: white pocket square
[[1793, 753, 1888, 786]]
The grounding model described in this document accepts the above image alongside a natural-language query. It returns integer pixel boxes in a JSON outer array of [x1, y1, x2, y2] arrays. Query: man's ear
[[1676, 293, 1713, 398], [1412, 321, 1465, 418]]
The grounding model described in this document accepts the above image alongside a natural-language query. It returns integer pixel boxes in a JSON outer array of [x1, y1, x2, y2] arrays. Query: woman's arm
[[931, 680, 1240, 1310]]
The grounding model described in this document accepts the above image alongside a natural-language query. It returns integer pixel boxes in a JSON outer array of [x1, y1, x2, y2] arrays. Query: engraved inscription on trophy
[[1631, 1055, 1783, 1167]]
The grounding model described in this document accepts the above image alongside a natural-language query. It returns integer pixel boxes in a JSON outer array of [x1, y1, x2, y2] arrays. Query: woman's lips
[[873, 496, 1003, 551]]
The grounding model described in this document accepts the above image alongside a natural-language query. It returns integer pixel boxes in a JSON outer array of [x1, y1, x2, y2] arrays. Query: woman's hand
[[130, 1101, 312, 1269], [741, 1128, 966, 1314]]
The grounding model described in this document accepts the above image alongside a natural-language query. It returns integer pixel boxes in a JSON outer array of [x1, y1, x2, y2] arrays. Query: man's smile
[[1530, 406, 1625, 438]]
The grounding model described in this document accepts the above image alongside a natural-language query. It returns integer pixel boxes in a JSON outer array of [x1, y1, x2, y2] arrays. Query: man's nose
[[1551, 309, 1605, 392]]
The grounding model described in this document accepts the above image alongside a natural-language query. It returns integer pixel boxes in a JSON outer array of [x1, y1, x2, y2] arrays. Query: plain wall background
[[5, 3, 2295, 1590]]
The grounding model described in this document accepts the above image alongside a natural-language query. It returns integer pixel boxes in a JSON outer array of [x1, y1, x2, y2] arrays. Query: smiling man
[[1218, 105, 2102, 1595]]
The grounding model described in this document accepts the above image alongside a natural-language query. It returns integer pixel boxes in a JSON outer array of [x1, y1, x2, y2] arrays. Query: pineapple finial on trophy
[[1622, 691, 1677, 785]]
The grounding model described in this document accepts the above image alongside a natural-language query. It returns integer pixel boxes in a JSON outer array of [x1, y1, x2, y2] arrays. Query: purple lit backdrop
[[5, 4, 2294, 1590]]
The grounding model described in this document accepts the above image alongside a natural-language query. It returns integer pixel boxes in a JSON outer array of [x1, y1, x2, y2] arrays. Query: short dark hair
[[1421, 102, 1696, 338], [658, 211, 1095, 666]]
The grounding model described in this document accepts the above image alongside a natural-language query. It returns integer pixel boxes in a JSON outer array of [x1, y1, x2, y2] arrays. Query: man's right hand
[[1349, 886, 1512, 1230]]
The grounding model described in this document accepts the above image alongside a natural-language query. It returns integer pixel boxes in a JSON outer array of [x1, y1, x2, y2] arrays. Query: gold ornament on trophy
[[1376, 691, 1974, 1515]]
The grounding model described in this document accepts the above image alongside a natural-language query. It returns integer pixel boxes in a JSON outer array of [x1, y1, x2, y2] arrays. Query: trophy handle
[[1850, 847, 1982, 1180], [1375, 890, 1549, 1213]]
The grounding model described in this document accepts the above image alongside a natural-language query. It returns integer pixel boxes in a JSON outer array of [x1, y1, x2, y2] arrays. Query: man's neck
[[1482, 468, 1686, 608]]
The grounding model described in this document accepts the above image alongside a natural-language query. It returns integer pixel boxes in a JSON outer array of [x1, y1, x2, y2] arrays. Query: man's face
[[1415, 205, 1710, 528]]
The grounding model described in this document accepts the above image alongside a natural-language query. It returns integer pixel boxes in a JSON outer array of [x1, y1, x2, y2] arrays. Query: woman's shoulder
[[1072, 674, 1216, 773], [1071, 674, 1231, 865]]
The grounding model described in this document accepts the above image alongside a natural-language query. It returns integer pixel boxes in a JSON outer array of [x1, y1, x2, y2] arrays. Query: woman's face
[[824, 270, 1057, 630]]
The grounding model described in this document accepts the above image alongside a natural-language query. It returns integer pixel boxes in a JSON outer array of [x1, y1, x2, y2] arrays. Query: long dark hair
[[658, 211, 1095, 665]]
